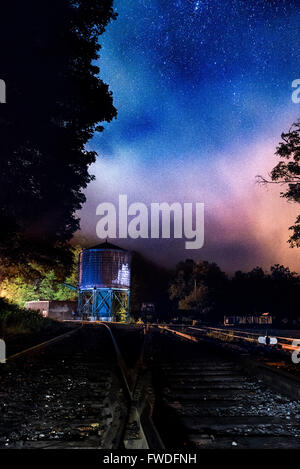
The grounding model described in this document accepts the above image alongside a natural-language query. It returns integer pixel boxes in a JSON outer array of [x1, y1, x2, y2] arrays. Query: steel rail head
[[6, 325, 83, 361], [98, 322, 133, 401]]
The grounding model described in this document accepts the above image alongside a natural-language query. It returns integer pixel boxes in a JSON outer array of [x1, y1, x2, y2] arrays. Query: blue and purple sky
[[78, 0, 300, 273]]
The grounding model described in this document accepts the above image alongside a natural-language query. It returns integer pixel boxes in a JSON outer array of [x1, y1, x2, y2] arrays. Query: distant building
[[25, 300, 77, 321], [224, 313, 272, 326]]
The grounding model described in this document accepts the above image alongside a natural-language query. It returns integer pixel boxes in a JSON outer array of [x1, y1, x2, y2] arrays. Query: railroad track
[[1, 322, 300, 450], [0, 323, 149, 449], [189, 325, 300, 352], [150, 326, 300, 449]]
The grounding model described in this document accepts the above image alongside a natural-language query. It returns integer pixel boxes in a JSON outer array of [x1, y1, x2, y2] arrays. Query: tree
[[178, 284, 209, 311], [0, 276, 39, 307], [169, 259, 228, 319], [229, 264, 300, 321], [0, 246, 80, 306], [39, 270, 77, 302], [230, 267, 269, 315], [0, 1, 117, 274], [268, 264, 300, 320], [258, 120, 300, 246]]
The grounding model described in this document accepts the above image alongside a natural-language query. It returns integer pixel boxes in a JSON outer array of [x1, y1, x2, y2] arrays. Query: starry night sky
[[78, 0, 300, 273]]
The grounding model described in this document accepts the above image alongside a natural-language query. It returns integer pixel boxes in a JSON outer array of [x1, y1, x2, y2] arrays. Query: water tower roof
[[87, 240, 126, 251]]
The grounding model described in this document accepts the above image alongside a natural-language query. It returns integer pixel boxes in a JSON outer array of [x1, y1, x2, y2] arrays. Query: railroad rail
[[189, 325, 300, 352], [1, 323, 300, 449], [157, 324, 300, 351], [6, 324, 83, 361], [0, 323, 161, 449], [98, 322, 164, 449], [151, 325, 300, 448]]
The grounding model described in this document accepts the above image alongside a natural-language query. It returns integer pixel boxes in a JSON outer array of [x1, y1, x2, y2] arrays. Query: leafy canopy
[[0, 247, 80, 307], [258, 120, 300, 246], [0, 1, 117, 274]]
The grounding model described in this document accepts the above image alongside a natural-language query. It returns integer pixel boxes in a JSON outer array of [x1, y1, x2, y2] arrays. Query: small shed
[[25, 300, 77, 320]]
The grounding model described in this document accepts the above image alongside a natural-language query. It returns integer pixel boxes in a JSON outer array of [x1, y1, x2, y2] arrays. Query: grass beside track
[[0, 298, 76, 356]]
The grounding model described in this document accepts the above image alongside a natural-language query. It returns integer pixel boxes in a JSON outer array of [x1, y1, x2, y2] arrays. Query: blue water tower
[[78, 241, 131, 321]]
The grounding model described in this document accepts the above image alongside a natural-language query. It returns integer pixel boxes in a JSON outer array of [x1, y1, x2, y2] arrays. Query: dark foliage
[[228, 264, 300, 320], [169, 259, 229, 320], [169, 260, 300, 323], [258, 120, 300, 246], [0, 297, 58, 336], [0, 1, 117, 273]]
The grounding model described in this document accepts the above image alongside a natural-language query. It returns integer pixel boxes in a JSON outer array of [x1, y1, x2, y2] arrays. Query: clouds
[[78, 0, 300, 273], [79, 122, 299, 272]]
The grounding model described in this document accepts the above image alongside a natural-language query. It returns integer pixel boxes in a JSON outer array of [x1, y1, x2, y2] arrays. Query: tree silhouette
[[169, 260, 300, 323], [258, 120, 300, 246], [169, 259, 228, 319], [0, 1, 117, 274]]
